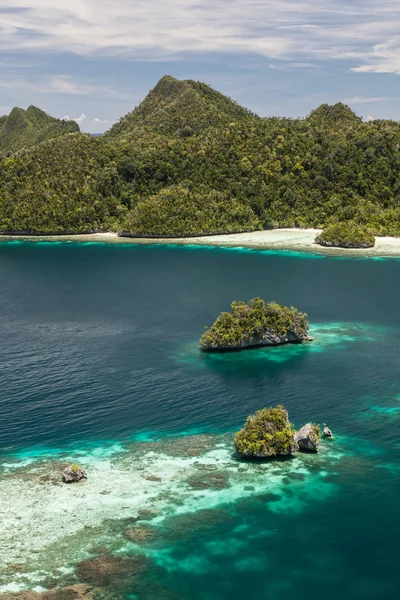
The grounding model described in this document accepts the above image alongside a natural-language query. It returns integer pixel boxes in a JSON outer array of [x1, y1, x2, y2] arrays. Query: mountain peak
[[0, 106, 79, 154], [306, 102, 361, 128], [103, 75, 256, 140]]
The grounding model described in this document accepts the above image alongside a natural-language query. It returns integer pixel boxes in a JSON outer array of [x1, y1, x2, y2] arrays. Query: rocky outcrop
[[234, 407, 326, 458], [204, 329, 312, 352], [200, 298, 311, 352], [234, 406, 298, 458], [323, 426, 333, 437], [315, 237, 374, 249], [62, 464, 87, 483], [294, 423, 321, 453]]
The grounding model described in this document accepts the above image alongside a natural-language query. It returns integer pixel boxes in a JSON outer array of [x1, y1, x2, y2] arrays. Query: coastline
[[1, 228, 400, 256]]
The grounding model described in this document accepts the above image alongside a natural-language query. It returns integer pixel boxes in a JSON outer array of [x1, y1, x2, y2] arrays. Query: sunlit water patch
[[175, 322, 391, 369], [361, 394, 400, 416]]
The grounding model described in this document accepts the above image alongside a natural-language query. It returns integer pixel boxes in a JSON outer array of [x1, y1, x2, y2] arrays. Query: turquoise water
[[0, 243, 399, 598]]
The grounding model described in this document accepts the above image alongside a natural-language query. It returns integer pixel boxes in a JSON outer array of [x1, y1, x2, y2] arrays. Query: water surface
[[0, 243, 399, 598]]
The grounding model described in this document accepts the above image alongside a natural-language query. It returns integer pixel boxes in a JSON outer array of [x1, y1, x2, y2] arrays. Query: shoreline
[[1, 228, 400, 256]]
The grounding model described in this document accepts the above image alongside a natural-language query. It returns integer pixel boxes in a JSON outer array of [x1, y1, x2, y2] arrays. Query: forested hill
[[0, 106, 79, 154], [2, 76, 400, 236], [103, 75, 256, 141]]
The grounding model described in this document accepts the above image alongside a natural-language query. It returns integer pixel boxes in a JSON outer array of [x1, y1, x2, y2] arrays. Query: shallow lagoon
[[0, 243, 399, 598]]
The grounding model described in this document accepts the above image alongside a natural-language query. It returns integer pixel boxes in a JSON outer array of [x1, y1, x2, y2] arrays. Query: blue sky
[[1, 0, 400, 132]]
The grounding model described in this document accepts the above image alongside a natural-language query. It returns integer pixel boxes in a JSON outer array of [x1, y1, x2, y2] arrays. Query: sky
[[1, 0, 400, 133]]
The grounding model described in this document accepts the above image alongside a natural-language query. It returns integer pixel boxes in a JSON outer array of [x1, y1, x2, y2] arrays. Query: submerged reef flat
[[0, 431, 352, 596], [178, 322, 390, 370], [3, 229, 400, 257]]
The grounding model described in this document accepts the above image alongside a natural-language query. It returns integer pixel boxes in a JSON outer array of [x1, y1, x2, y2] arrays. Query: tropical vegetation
[[122, 184, 259, 237], [234, 406, 297, 457], [0, 135, 124, 234], [0, 105, 78, 155], [200, 298, 309, 351], [2, 75, 400, 236], [315, 221, 375, 248]]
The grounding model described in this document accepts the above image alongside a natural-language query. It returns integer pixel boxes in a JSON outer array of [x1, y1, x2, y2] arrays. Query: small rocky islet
[[200, 297, 312, 352], [234, 405, 323, 458], [62, 463, 87, 483]]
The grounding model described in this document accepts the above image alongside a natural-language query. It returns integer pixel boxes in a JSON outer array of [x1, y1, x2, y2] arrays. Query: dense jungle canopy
[[1, 75, 400, 236]]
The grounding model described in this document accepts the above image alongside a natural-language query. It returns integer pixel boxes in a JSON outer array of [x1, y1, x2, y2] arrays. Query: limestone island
[[200, 297, 311, 352], [234, 405, 321, 458], [315, 221, 375, 249]]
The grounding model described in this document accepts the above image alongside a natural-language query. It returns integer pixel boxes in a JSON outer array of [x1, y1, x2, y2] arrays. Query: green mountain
[[306, 102, 362, 129], [0, 134, 124, 234], [0, 105, 79, 154], [104, 75, 256, 141], [2, 76, 400, 237]]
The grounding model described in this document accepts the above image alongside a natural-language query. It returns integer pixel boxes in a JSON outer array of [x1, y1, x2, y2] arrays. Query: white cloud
[[0, 0, 396, 71], [0, 1, 399, 77], [0, 75, 121, 97], [351, 39, 400, 74], [94, 117, 116, 124], [366, 115, 375, 121], [64, 113, 87, 123], [343, 96, 388, 105]]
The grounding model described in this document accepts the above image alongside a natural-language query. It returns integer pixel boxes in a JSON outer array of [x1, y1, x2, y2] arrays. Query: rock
[[62, 464, 87, 483], [234, 406, 298, 458], [200, 298, 311, 352], [323, 426, 333, 437], [294, 423, 321, 453], [315, 237, 374, 249]]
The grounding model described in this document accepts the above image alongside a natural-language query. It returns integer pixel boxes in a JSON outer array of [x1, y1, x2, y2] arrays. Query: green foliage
[[315, 221, 375, 248], [0, 105, 79, 155], [200, 297, 309, 350], [0, 134, 125, 234], [310, 424, 321, 443], [69, 464, 83, 473], [306, 102, 362, 129], [3, 76, 400, 236], [234, 405, 297, 457], [123, 184, 260, 237], [104, 75, 255, 141], [108, 81, 400, 237]]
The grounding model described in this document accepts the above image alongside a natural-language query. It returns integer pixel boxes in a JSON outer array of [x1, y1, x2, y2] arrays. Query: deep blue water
[[0, 242, 399, 598]]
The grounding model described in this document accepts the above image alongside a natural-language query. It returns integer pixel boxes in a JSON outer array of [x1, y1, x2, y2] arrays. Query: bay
[[0, 242, 399, 599]]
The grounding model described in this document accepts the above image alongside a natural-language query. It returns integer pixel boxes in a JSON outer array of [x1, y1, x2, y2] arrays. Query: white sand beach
[[2, 228, 400, 256]]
